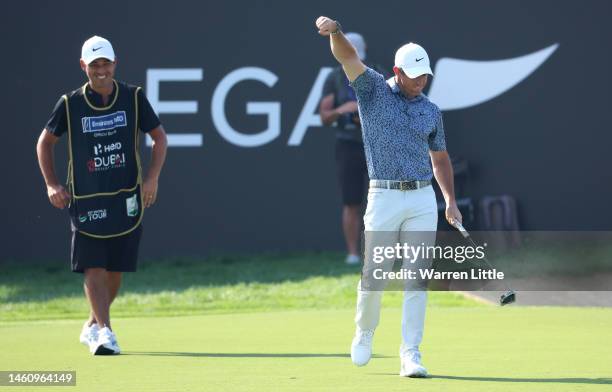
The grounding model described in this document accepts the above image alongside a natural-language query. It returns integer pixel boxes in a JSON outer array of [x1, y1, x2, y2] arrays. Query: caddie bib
[[63, 80, 144, 238]]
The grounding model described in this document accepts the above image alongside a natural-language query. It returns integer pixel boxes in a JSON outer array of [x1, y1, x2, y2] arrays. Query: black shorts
[[71, 225, 143, 273], [335, 139, 368, 206]]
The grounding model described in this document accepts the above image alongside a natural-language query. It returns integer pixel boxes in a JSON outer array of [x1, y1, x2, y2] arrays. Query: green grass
[[1, 308, 611, 392], [0, 253, 478, 322], [1, 254, 611, 391]]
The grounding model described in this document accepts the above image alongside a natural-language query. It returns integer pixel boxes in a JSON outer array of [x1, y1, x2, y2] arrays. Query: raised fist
[[316, 16, 339, 36]]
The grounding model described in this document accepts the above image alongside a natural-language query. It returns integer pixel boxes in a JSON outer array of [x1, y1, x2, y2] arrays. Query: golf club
[[451, 221, 516, 306]]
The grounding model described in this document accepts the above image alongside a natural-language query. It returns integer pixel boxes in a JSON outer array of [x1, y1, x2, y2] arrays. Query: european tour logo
[[78, 209, 107, 223]]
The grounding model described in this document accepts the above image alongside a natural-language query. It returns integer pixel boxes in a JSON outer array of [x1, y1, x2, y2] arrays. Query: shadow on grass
[[122, 351, 388, 359], [431, 375, 612, 385], [371, 373, 612, 385], [0, 252, 359, 303]]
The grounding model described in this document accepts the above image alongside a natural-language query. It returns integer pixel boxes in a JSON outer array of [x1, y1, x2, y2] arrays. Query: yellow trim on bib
[[82, 80, 120, 111], [77, 204, 144, 239], [73, 184, 140, 200], [65, 85, 145, 238], [63, 95, 75, 195]]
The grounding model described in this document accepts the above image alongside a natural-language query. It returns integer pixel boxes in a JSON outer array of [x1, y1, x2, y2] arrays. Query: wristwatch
[[331, 21, 342, 35]]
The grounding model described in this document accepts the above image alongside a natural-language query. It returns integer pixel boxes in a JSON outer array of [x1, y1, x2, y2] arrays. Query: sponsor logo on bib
[[78, 209, 108, 223], [94, 142, 122, 155], [126, 194, 139, 217], [87, 153, 126, 172], [81, 111, 127, 134]]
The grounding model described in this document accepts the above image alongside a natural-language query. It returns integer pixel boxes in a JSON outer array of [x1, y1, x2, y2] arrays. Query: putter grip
[[454, 222, 470, 238]]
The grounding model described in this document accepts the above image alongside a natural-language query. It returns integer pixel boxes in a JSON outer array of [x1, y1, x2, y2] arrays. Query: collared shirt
[[84, 82, 118, 108], [350, 68, 446, 181]]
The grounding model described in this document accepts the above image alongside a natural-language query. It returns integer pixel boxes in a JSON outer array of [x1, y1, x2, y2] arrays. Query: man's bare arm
[[430, 150, 462, 225], [36, 129, 71, 209], [316, 16, 367, 82], [142, 125, 168, 208]]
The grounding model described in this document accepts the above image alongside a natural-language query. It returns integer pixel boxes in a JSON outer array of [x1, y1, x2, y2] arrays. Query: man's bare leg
[[107, 271, 122, 306], [83, 296, 97, 327], [343, 204, 362, 257], [84, 268, 111, 329], [84, 271, 122, 326]]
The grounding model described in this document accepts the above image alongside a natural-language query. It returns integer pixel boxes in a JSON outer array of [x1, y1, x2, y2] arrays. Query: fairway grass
[[0, 254, 478, 322], [1, 307, 611, 392]]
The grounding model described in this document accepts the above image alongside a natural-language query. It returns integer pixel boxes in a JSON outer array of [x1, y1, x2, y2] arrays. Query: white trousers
[[355, 184, 438, 355]]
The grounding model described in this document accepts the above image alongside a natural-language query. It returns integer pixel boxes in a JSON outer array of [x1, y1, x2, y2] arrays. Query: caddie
[[36, 35, 167, 355]]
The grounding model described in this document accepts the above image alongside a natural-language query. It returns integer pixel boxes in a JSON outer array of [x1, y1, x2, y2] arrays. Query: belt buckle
[[400, 182, 410, 191]]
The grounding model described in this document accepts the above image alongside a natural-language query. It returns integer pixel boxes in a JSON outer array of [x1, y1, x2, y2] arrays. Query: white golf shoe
[[79, 321, 99, 346], [400, 350, 428, 378], [91, 327, 121, 355], [350, 328, 374, 366]]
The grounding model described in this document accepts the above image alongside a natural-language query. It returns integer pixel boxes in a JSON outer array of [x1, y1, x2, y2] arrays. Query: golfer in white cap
[[316, 16, 462, 377]]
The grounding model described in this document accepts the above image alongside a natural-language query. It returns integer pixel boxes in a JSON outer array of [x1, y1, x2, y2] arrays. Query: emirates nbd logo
[[81, 111, 127, 133]]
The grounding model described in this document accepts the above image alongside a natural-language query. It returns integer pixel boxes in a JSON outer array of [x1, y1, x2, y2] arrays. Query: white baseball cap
[[345, 32, 366, 61], [394, 42, 433, 78], [81, 36, 115, 64]]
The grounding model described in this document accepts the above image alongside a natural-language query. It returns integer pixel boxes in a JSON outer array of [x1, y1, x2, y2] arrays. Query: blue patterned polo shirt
[[350, 68, 446, 181]]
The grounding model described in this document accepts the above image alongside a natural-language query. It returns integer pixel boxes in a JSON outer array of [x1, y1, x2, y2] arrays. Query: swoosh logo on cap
[[416, 57, 424, 62], [427, 43, 559, 110], [92, 46, 103, 52]]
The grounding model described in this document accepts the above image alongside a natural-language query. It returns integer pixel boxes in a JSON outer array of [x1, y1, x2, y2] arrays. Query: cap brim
[[84, 55, 115, 64], [400, 65, 433, 78]]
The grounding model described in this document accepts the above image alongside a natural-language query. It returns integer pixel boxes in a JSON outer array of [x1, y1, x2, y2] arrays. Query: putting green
[[1, 307, 611, 391]]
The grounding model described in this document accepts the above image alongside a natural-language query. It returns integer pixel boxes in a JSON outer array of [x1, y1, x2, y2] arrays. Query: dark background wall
[[3, 0, 611, 261]]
